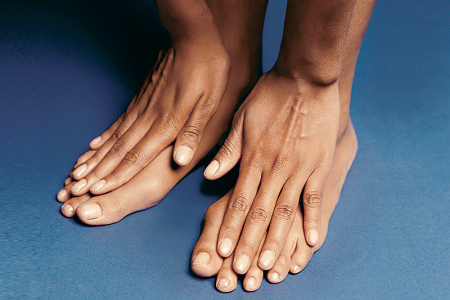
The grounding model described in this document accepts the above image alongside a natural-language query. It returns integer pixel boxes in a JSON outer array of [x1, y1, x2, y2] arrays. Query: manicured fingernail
[[90, 136, 102, 148], [308, 229, 319, 245], [90, 179, 106, 192], [192, 252, 210, 266], [73, 164, 87, 178], [219, 238, 232, 255], [78, 202, 102, 220], [204, 160, 219, 178], [235, 254, 250, 272], [175, 145, 193, 165], [246, 277, 256, 288], [260, 250, 275, 267], [293, 265, 302, 273], [56, 189, 67, 202], [269, 272, 280, 282], [64, 177, 71, 185], [71, 179, 87, 193], [61, 203, 73, 215], [216, 278, 230, 290]]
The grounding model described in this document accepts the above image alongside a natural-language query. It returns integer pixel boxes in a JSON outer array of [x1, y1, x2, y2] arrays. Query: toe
[[216, 255, 238, 293], [243, 249, 264, 292], [266, 228, 297, 284], [61, 194, 91, 217]]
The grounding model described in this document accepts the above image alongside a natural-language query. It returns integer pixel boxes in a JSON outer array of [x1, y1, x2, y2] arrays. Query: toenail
[[219, 238, 232, 255], [71, 179, 87, 193], [91, 179, 106, 192], [217, 278, 230, 290], [308, 229, 319, 245], [246, 277, 256, 288], [90, 136, 102, 148], [269, 272, 280, 282], [64, 177, 71, 185], [73, 164, 87, 178], [235, 254, 250, 272], [192, 252, 210, 266], [204, 160, 219, 177], [293, 265, 302, 273], [78, 202, 102, 220], [260, 250, 275, 267], [56, 189, 67, 202], [62, 203, 73, 214], [175, 146, 193, 165]]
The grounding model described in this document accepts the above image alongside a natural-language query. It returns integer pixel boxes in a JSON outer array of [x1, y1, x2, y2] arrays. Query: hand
[[203, 70, 340, 274], [69, 39, 230, 197]]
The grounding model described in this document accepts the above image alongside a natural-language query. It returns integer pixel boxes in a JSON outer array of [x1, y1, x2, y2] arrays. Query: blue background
[[1, 0, 449, 298]]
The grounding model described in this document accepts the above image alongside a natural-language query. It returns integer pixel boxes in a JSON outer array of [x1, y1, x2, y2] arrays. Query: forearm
[[156, 0, 222, 44], [274, 0, 357, 86]]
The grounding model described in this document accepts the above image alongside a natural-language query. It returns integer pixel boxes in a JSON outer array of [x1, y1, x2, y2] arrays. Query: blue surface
[[1, 0, 449, 298]]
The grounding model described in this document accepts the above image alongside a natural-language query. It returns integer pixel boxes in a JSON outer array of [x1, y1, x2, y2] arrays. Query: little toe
[[290, 238, 313, 274], [216, 255, 238, 293]]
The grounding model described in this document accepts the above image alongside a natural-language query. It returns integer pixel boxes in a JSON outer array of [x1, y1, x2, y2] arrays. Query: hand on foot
[[65, 39, 230, 198], [203, 70, 340, 274]]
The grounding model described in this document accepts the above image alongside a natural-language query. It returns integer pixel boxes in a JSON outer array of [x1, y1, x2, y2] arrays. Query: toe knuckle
[[248, 207, 269, 224], [274, 204, 295, 220], [304, 191, 322, 208], [229, 195, 249, 215]]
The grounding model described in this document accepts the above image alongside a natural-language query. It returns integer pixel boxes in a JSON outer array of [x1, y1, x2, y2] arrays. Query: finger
[[56, 181, 77, 202], [217, 162, 261, 258], [71, 117, 152, 196], [258, 177, 301, 270], [73, 150, 96, 170], [203, 112, 243, 180], [303, 169, 328, 247], [173, 97, 216, 166], [89, 112, 127, 150], [232, 173, 285, 274], [89, 121, 176, 194]]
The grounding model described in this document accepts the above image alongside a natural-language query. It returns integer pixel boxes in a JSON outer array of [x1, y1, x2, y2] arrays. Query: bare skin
[[192, 121, 358, 292], [56, 0, 269, 224]]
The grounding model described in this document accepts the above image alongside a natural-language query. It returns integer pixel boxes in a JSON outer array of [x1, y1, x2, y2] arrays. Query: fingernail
[[192, 252, 210, 266], [64, 177, 71, 185], [260, 250, 275, 267], [56, 189, 67, 202], [90, 179, 106, 192], [235, 254, 250, 272], [78, 202, 102, 220], [176, 145, 193, 165], [71, 179, 87, 193], [90, 136, 102, 148], [269, 272, 280, 282], [293, 265, 302, 273], [73, 164, 87, 178], [61, 203, 73, 215], [308, 229, 319, 245], [216, 278, 230, 290], [204, 160, 219, 177], [219, 238, 232, 255]]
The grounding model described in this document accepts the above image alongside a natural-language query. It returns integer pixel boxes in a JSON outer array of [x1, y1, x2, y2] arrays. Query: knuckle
[[239, 241, 257, 253], [119, 112, 127, 122], [248, 207, 269, 224], [274, 204, 295, 220], [181, 125, 201, 143], [228, 195, 249, 214], [109, 142, 126, 158], [219, 138, 238, 157], [110, 130, 122, 142], [123, 148, 144, 166], [304, 191, 322, 209]]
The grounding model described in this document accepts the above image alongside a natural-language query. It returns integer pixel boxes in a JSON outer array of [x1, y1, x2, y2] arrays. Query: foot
[[56, 62, 257, 225], [191, 121, 357, 292]]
